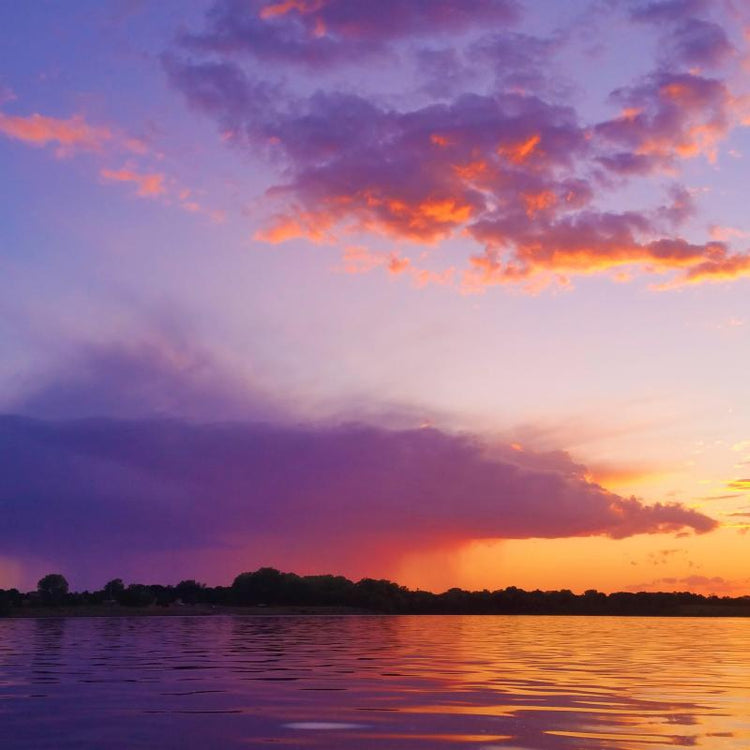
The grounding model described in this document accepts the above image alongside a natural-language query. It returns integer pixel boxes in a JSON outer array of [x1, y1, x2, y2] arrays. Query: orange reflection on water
[[2, 615, 749, 749], [353, 733, 514, 743]]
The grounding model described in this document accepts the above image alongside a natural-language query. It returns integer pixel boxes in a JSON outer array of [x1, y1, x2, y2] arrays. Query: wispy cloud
[[101, 167, 167, 197], [0, 111, 110, 156], [0, 104, 224, 221]]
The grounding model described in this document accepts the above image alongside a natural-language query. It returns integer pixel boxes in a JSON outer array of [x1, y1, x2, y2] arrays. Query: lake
[[1, 615, 748, 748]]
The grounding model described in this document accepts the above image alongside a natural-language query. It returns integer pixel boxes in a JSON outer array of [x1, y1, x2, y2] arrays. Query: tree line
[[1, 568, 749, 617]]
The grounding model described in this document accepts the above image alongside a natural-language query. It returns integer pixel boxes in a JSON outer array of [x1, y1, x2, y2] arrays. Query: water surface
[[1, 615, 748, 748]]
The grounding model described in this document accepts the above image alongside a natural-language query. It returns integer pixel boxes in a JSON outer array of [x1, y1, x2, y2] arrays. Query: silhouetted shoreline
[[4, 604, 372, 619], [3, 567, 750, 618]]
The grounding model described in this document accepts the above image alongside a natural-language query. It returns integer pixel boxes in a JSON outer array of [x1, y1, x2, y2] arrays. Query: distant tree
[[151, 585, 177, 607], [232, 568, 284, 605], [302, 574, 353, 606], [353, 578, 406, 612], [103, 579, 125, 601], [8, 568, 750, 617], [119, 584, 156, 607], [175, 580, 206, 605], [37, 574, 69, 605]]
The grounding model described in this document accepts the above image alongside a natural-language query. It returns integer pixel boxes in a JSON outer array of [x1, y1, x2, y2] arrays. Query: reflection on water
[[1, 615, 748, 748]]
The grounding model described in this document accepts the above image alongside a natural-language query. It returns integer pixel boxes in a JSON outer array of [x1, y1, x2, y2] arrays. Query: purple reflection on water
[[1, 615, 748, 749]]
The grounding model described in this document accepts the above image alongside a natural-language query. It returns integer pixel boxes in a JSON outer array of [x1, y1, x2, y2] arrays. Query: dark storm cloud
[[0, 415, 717, 574]]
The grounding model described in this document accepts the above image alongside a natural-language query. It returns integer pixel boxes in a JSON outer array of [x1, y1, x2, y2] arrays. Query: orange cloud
[[498, 133, 541, 164], [0, 111, 110, 154], [357, 193, 475, 241], [1, 106, 222, 222], [259, 0, 321, 20], [257, 191, 476, 246], [677, 255, 750, 285], [338, 245, 453, 288], [387, 254, 411, 274], [452, 160, 488, 180], [636, 118, 726, 163], [417, 197, 473, 224], [522, 190, 557, 217], [586, 463, 667, 489], [254, 210, 334, 243], [100, 167, 166, 198], [465, 209, 750, 291], [100, 166, 223, 220]]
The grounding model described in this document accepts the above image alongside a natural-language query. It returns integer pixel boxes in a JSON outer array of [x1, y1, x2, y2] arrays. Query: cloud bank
[[0, 414, 716, 587]]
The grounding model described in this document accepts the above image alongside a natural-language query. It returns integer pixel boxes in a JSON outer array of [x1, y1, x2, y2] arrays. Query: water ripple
[[0, 615, 748, 748]]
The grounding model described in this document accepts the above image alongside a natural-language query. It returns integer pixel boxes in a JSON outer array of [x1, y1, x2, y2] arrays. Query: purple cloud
[[162, 0, 750, 290], [631, 1, 734, 68], [11, 338, 284, 422], [183, 0, 521, 67], [166, 54, 589, 241], [470, 31, 565, 93], [664, 18, 734, 68], [630, 0, 709, 24], [596, 72, 733, 171], [0, 415, 717, 587]]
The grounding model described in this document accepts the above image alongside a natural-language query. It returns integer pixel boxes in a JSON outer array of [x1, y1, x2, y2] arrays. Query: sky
[[1, 0, 749, 595]]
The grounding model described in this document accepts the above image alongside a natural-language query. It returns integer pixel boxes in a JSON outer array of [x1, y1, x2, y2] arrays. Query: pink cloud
[[101, 167, 167, 198], [338, 246, 454, 288], [0, 111, 110, 155]]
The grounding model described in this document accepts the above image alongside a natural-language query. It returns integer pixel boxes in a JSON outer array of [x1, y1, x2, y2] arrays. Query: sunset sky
[[2, 0, 750, 595]]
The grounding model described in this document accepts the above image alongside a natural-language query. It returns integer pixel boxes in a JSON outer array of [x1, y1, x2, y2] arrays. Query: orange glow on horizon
[[586, 464, 669, 490], [395, 530, 750, 597]]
